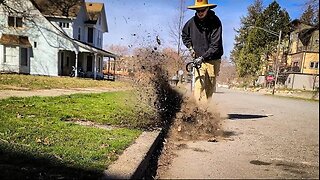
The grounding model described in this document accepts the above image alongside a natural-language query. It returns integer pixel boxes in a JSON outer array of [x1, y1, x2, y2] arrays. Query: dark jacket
[[182, 10, 223, 61]]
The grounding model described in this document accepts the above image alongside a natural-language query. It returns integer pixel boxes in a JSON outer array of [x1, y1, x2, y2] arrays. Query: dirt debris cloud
[[129, 46, 222, 140]]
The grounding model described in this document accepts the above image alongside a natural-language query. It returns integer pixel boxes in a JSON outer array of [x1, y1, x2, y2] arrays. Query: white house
[[0, 0, 116, 79]]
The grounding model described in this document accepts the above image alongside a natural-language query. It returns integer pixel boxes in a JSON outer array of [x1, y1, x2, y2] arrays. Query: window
[[97, 31, 101, 46], [16, 17, 23, 27], [66, 56, 70, 66], [60, 52, 64, 70], [98, 57, 101, 71], [34, 42, 37, 48], [87, 55, 93, 71], [3, 46, 16, 63], [8, 16, 23, 27], [78, 28, 81, 40], [310, 61, 319, 69], [59, 22, 69, 28], [310, 62, 315, 68], [20, 48, 28, 66], [292, 62, 300, 72], [8, 16, 15, 27], [3, 46, 7, 63], [88, 27, 93, 43]]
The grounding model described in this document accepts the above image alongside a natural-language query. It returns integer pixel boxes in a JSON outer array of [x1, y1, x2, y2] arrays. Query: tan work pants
[[194, 59, 221, 105]]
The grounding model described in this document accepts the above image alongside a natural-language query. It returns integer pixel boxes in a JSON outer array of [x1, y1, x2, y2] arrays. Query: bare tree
[[105, 44, 130, 57], [105, 44, 130, 71], [0, 0, 35, 19], [0, 0, 84, 31], [217, 56, 237, 85], [300, 0, 319, 25], [162, 47, 185, 76], [168, 0, 187, 56], [166, 0, 189, 75], [304, 0, 319, 25], [1, 0, 82, 16]]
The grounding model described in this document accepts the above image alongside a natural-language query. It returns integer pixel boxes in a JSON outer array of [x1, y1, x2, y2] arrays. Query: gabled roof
[[31, 0, 84, 18], [289, 19, 313, 32], [298, 26, 319, 46], [85, 2, 104, 22]]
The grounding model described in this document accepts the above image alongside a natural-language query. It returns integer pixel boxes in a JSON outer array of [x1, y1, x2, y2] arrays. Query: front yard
[[0, 73, 129, 90], [0, 74, 158, 179]]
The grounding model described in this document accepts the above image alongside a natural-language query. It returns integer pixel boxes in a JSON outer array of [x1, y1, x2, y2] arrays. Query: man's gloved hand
[[189, 47, 196, 58], [194, 56, 203, 68]]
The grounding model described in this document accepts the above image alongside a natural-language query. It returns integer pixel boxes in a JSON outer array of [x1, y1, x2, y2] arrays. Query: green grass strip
[[0, 74, 129, 90], [0, 91, 156, 172]]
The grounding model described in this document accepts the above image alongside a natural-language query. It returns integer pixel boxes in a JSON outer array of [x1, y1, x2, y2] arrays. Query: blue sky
[[88, 0, 307, 58]]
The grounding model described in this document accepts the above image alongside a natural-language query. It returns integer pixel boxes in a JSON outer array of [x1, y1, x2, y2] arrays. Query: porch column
[[94, 53, 97, 80], [108, 57, 111, 75], [113, 57, 116, 80], [75, 51, 79, 77]]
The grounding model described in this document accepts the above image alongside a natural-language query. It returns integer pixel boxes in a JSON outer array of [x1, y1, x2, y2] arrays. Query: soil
[[170, 93, 222, 141], [155, 89, 225, 178]]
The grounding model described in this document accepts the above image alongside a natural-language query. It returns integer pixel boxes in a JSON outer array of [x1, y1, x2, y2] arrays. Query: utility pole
[[272, 30, 282, 95], [249, 26, 282, 95]]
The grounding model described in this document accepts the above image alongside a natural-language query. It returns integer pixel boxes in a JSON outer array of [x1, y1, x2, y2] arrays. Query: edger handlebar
[[186, 60, 202, 73]]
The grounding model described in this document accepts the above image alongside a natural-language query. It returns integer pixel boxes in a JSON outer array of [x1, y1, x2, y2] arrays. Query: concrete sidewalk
[[0, 88, 131, 99], [104, 130, 161, 179]]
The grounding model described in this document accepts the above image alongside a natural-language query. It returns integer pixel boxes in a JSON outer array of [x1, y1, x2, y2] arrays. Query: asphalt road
[[159, 87, 319, 179]]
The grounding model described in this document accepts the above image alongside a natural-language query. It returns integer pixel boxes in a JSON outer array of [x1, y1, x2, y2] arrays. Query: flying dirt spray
[[130, 46, 223, 179], [131, 46, 222, 140]]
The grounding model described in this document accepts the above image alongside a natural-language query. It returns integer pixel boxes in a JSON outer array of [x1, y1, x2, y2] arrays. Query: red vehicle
[[266, 75, 274, 82]]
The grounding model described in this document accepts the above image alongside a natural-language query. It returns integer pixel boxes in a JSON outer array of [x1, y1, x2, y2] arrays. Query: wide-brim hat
[[188, 0, 217, 10]]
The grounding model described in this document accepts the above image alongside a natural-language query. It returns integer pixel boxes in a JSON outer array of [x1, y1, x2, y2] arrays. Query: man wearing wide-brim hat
[[182, 0, 223, 105]]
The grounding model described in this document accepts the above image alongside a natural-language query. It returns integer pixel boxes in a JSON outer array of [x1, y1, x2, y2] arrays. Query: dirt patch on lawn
[[64, 119, 115, 130]]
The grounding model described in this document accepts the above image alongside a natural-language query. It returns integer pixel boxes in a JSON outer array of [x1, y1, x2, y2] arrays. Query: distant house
[[287, 19, 319, 75], [0, 0, 116, 79], [285, 20, 319, 90]]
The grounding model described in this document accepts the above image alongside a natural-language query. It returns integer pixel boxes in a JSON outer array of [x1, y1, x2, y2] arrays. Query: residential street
[[158, 87, 319, 179]]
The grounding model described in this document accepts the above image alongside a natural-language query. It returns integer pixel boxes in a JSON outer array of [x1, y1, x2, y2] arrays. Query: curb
[[103, 130, 162, 179]]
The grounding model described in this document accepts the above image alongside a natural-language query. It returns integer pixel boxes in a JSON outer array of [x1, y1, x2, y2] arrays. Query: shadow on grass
[[0, 143, 117, 180]]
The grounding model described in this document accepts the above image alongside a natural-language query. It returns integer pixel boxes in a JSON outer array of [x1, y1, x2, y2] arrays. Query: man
[[182, 0, 223, 105]]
